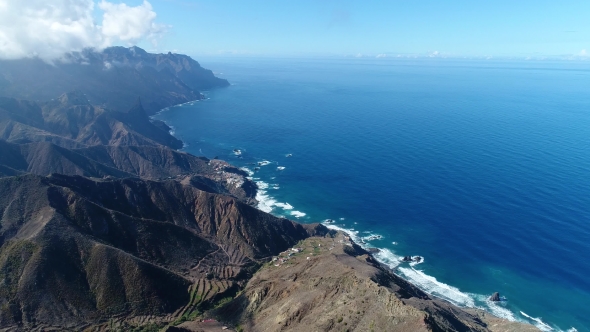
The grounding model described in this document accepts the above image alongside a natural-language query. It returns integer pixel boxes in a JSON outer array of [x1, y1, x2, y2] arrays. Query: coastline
[[153, 101, 551, 332]]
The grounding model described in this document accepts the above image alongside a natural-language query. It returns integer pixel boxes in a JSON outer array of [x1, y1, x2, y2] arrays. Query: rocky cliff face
[[102, 46, 229, 92]]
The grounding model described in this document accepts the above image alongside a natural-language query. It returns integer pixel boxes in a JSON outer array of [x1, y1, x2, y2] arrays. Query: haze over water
[[154, 57, 590, 331]]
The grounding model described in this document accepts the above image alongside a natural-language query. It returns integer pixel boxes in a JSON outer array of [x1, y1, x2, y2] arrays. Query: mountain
[[0, 139, 132, 178], [0, 173, 324, 330], [0, 46, 229, 115], [0, 140, 258, 204], [0, 48, 539, 331], [102, 46, 229, 92], [0, 91, 183, 149]]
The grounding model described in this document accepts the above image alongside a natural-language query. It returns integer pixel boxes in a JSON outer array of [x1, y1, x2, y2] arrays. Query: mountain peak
[[129, 46, 148, 56], [58, 90, 90, 106]]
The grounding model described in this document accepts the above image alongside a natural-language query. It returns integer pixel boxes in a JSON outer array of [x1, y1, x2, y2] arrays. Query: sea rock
[[402, 256, 413, 262], [489, 292, 501, 301]]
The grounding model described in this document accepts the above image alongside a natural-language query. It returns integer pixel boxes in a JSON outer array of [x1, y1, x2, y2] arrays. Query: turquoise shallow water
[[154, 57, 590, 331]]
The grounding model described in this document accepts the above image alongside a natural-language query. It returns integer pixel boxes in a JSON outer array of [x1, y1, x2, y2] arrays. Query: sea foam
[[520, 311, 557, 331], [275, 202, 294, 210], [397, 267, 476, 307], [253, 179, 306, 218], [290, 210, 306, 218]]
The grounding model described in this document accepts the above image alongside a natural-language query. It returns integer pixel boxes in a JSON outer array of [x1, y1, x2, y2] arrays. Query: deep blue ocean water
[[154, 57, 590, 331]]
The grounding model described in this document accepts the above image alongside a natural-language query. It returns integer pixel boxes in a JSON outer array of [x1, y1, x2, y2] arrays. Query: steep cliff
[[0, 46, 228, 115]]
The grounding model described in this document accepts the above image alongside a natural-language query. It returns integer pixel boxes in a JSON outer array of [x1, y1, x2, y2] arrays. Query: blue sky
[[131, 0, 588, 58]]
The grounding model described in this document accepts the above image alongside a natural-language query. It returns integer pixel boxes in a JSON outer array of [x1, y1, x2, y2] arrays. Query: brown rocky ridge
[[210, 234, 538, 332], [0, 173, 325, 330]]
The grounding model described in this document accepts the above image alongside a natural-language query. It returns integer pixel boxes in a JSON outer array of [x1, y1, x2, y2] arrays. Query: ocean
[[153, 57, 590, 331]]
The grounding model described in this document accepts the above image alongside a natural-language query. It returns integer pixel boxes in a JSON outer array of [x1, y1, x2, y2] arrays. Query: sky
[[0, 0, 588, 60]]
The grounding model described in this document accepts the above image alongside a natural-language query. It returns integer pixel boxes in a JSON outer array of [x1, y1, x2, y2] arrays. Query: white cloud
[[580, 49, 588, 57], [376, 53, 387, 58], [99, 1, 167, 46], [0, 0, 166, 61]]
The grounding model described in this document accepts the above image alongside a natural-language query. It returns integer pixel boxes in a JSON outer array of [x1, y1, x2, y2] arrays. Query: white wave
[[520, 311, 555, 331], [463, 293, 517, 321], [257, 160, 272, 166], [398, 267, 476, 307], [362, 234, 383, 242], [272, 186, 280, 190], [254, 179, 305, 218], [325, 224, 361, 242], [339, 217, 345, 220], [240, 167, 254, 176], [373, 247, 402, 269], [325, 224, 400, 268], [409, 256, 424, 266], [275, 202, 294, 210], [290, 210, 306, 218], [255, 180, 275, 213], [326, 224, 403, 269], [277, 166, 286, 170], [256, 194, 275, 213]]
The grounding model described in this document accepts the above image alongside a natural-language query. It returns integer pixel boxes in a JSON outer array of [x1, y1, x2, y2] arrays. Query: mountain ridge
[[0, 91, 183, 149], [0, 46, 228, 115], [0, 173, 323, 329], [0, 47, 540, 331]]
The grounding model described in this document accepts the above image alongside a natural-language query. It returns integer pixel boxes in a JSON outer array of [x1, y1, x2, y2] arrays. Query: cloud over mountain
[[0, 0, 165, 61]]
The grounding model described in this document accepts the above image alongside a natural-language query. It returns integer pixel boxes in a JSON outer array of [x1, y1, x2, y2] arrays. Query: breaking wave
[[247, 169, 307, 219]]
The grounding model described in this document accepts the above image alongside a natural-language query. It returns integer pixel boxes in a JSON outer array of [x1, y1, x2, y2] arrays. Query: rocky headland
[[0, 47, 538, 331]]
